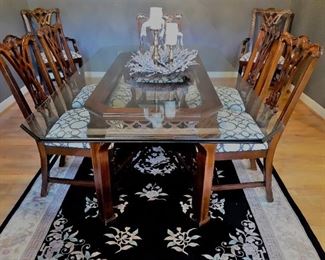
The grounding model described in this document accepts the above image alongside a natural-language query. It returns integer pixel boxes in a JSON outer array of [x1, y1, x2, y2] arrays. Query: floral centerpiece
[[126, 47, 198, 83]]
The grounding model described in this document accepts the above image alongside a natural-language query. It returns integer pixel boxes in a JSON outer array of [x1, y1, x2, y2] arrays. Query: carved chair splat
[[240, 8, 294, 58], [21, 7, 82, 67]]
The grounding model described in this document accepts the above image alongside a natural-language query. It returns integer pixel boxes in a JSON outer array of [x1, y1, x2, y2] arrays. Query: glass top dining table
[[21, 46, 282, 226]]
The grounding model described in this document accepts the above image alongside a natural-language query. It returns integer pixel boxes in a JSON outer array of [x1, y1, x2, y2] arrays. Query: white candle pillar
[[149, 7, 163, 30], [165, 23, 178, 45]]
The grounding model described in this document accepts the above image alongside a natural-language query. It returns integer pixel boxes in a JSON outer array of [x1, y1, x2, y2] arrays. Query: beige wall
[[290, 0, 325, 107], [0, 0, 28, 101], [0, 0, 324, 108]]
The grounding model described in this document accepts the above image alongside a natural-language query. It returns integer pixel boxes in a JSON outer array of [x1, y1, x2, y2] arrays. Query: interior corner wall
[[0, 0, 29, 103], [290, 0, 325, 108]]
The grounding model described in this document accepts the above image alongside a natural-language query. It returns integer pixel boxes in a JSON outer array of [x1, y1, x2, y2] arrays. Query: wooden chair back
[[0, 34, 55, 118], [37, 25, 83, 109], [37, 24, 77, 84], [21, 7, 82, 68], [241, 13, 283, 95], [247, 8, 294, 52], [263, 33, 322, 126], [21, 7, 61, 33]]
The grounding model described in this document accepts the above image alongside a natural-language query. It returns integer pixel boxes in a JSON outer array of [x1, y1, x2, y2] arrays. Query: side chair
[[212, 32, 322, 201], [214, 15, 282, 114], [21, 7, 83, 67], [0, 33, 93, 196]]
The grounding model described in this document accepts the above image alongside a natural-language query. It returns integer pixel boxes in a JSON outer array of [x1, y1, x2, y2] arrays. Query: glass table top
[[21, 46, 283, 144]]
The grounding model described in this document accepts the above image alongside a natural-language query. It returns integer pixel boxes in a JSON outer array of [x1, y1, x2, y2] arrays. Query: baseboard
[[299, 92, 325, 119], [84, 71, 105, 78], [0, 86, 28, 114], [289, 84, 325, 119], [207, 71, 238, 78]]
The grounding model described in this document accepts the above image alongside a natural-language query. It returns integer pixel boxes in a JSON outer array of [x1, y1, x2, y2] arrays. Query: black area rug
[[0, 145, 323, 259]]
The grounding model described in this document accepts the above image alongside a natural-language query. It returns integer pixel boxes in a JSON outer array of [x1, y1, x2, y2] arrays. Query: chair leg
[[249, 159, 257, 170], [37, 143, 49, 197], [59, 155, 66, 167], [264, 156, 274, 202]]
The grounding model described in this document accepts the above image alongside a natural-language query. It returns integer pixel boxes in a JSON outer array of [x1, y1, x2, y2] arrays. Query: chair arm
[[65, 36, 80, 53], [240, 37, 251, 57]]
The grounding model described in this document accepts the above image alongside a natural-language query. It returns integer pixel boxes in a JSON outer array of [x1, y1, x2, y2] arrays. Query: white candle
[[149, 7, 163, 30], [165, 23, 178, 45]]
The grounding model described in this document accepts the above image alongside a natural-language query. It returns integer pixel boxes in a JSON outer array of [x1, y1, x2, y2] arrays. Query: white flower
[[105, 227, 142, 254], [164, 227, 200, 255], [201, 210, 266, 260], [135, 183, 168, 201], [210, 193, 226, 218]]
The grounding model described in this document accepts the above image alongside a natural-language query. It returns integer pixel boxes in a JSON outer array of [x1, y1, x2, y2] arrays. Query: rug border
[[0, 155, 58, 234], [256, 159, 325, 258], [0, 157, 323, 258]]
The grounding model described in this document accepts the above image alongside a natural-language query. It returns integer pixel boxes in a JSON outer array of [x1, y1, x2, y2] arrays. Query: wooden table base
[[91, 142, 216, 226], [193, 144, 216, 226], [90, 143, 116, 224]]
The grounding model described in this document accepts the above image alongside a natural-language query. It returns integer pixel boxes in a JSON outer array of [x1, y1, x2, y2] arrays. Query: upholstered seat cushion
[[71, 84, 97, 108], [41, 50, 82, 64], [48, 71, 64, 80], [45, 108, 90, 149], [214, 85, 246, 112], [240, 51, 285, 64], [64, 50, 82, 60], [216, 109, 268, 152]]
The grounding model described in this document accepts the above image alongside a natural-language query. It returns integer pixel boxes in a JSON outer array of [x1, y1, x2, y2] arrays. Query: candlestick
[[152, 29, 160, 64], [167, 44, 174, 63]]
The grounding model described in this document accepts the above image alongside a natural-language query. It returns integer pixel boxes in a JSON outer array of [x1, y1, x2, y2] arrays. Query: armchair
[[239, 8, 294, 74], [21, 7, 83, 67]]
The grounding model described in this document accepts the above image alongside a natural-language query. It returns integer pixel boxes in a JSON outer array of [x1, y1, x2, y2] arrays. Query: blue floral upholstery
[[45, 108, 90, 149], [240, 51, 284, 64], [214, 85, 246, 112], [107, 79, 132, 108], [41, 50, 82, 64], [240, 51, 253, 62], [64, 50, 82, 60], [185, 85, 201, 108], [71, 84, 96, 109], [48, 71, 64, 80], [216, 109, 268, 152]]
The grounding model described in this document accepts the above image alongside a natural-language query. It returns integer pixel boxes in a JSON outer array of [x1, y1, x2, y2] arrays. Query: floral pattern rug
[[0, 145, 323, 260]]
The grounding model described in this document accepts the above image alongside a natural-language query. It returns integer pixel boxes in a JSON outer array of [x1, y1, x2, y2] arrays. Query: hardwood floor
[[0, 93, 324, 250]]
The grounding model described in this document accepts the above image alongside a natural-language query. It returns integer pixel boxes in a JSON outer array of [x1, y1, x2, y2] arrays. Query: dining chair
[[0, 33, 93, 196], [36, 25, 95, 109], [212, 32, 322, 202], [21, 7, 83, 67], [239, 8, 294, 69]]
